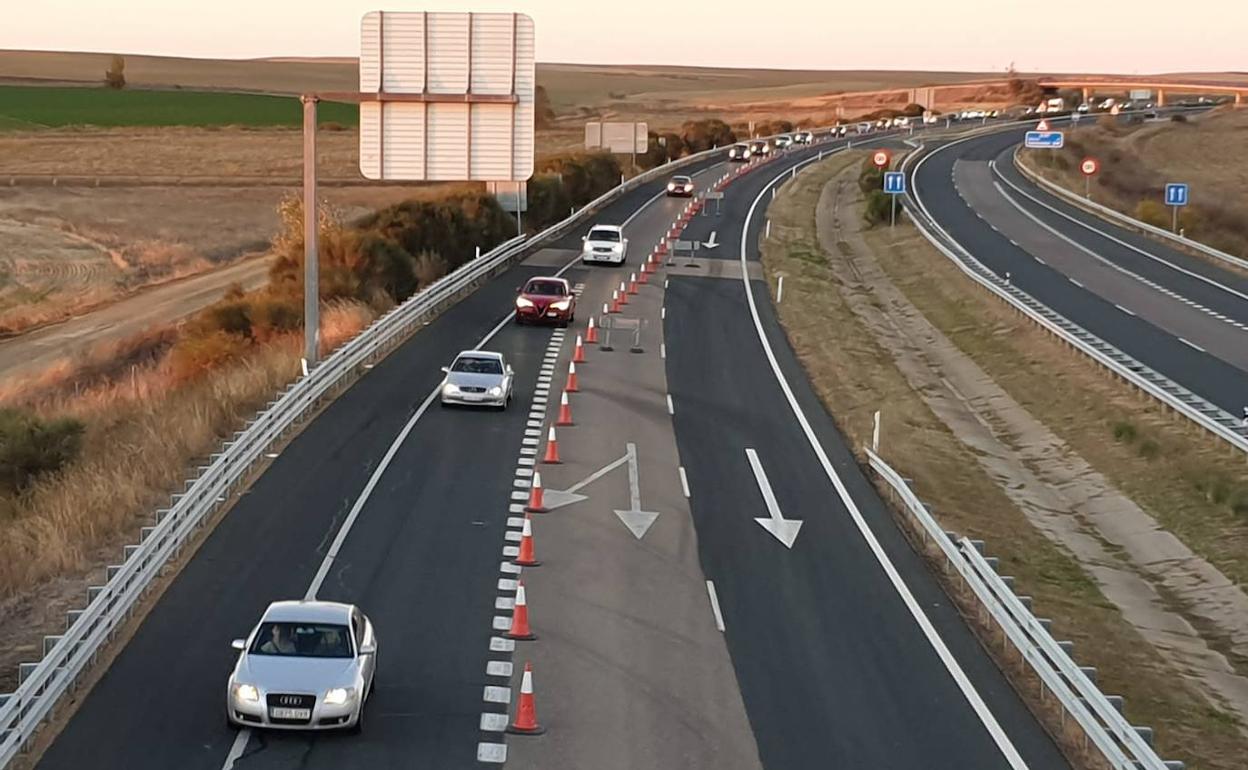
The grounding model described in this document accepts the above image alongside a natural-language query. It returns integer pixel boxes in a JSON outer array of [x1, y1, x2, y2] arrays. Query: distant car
[[773, 134, 793, 149], [923, 113, 939, 124], [727, 143, 751, 162], [1076, 103, 1091, 113], [440, 350, 514, 409], [581, 224, 628, 265], [894, 116, 910, 128], [837, 125, 849, 136], [856, 122, 872, 134], [666, 174, 694, 197], [747, 139, 771, 158], [516, 276, 575, 326], [876, 118, 890, 129], [227, 601, 377, 733], [793, 131, 814, 144]]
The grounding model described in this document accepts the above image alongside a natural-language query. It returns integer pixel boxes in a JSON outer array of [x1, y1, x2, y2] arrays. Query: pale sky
[[1, 0, 1243, 74]]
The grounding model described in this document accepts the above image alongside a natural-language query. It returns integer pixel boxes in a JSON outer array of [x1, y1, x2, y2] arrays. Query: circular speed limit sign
[[872, 150, 891, 168], [1080, 157, 1100, 176]]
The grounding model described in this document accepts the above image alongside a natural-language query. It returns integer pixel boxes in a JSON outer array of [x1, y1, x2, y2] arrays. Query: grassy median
[[760, 154, 1246, 770]]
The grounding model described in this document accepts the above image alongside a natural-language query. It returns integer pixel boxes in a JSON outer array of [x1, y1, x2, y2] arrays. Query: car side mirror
[[581, 236, 587, 242], [359, 642, 377, 656], [505, 366, 514, 376], [440, 366, 450, 373], [231, 638, 246, 651]]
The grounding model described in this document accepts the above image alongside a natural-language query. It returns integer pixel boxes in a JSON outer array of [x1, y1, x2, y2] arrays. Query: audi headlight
[[233, 683, 260, 703], [551, 299, 571, 310], [488, 386, 503, 397], [324, 687, 356, 705], [516, 297, 534, 309], [443, 383, 460, 395]]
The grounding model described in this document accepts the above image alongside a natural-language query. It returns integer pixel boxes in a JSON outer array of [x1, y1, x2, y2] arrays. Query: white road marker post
[[765, 219, 771, 239], [872, 410, 881, 453], [776, 274, 785, 304]]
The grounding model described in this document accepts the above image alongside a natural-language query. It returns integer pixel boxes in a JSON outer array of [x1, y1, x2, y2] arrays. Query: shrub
[[104, 55, 126, 90], [1170, 113, 1188, 123], [414, 251, 449, 288], [1135, 199, 1169, 229], [534, 85, 556, 129], [901, 103, 925, 117], [0, 409, 85, 493], [168, 330, 251, 383], [527, 174, 573, 231], [679, 119, 736, 152], [862, 190, 892, 227], [1112, 421, 1137, 442], [1137, 438, 1161, 460], [858, 160, 885, 195], [1231, 489, 1248, 519]]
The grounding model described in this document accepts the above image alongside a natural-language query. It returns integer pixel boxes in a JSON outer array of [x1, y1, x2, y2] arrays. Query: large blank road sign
[[585, 121, 648, 154], [358, 11, 535, 181]]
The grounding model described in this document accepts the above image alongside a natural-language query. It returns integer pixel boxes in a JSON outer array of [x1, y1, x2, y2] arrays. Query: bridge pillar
[[1238, 92, 1244, 108], [1082, 86, 1091, 105], [1157, 89, 1166, 107]]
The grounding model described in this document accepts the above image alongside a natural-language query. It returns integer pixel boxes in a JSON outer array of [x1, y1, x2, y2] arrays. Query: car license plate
[[271, 707, 311, 720]]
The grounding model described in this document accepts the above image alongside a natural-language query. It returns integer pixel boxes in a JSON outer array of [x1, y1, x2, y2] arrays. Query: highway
[[911, 124, 1248, 420], [32, 134, 1068, 770]]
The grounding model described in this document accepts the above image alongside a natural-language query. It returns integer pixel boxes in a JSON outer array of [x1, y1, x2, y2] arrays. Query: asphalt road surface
[[911, 125, 1248, 418], [33, 135, 1069, 770]]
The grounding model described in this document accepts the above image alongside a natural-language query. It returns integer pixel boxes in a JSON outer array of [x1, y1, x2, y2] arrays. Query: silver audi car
[[440, 350, 514, 409], [226, 601, 378, 732]]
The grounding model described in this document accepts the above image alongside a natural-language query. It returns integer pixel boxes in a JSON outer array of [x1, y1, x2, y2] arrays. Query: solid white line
[[220, 727, 250, 770], [678, 466, 691, 498], [739, 162, 1029, 770], [661, 306, 666, 320], [661, 342, 667, 359], [705, 580, 726, 632], [1115, 304, 1136, 316], [1179, 337, 1206, 353], [666, 394, 675, 415], [1069, 277, 1084, 288]]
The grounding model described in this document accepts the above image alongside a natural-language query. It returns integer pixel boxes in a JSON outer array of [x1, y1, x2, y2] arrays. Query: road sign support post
[[1085, 175, 1090, 199], [1172, 205, 1179, 234], [301, 95, 320, 368], [890, 194, 897, 228]]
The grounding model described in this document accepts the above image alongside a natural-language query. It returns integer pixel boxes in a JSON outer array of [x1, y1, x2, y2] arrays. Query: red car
[[515, 276, 575, 326]]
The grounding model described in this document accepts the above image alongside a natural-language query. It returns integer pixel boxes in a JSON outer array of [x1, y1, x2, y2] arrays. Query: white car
[[747, 139, 771, 158], [581, 224, 628, 265], [793, 131, 814, 144], [440, 350, 514, 408], [227, 601, 377, 733], [773, 134, 793, 149], [727, 143, 751, 162]]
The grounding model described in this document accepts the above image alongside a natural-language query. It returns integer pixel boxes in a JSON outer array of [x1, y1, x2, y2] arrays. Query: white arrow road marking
[[540, 452, 629, 510], [746, 448, 802, 548], [613, 442, 660, 539], [702, 230, 719, 249]]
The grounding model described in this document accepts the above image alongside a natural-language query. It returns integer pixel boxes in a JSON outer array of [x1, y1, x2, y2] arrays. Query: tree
[[104, 55, 126, 90], [534, 84, 556, 129]]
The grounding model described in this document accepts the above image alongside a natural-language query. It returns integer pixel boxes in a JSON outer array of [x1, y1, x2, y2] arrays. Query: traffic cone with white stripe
[[585, 317, 599, 344], [573, 334, 587, 363], [617, 282, 629, 306], [556, 391, 574, 426], [542, 427, 561, 464], [638, 264, 650, 284], [627, 273, 639, 295], [609, 292, 620, 314], [507, 662, 545, 734], [505, 581, 537, 636], [525, 472, 547, 513], [565, 361, 580, 393]]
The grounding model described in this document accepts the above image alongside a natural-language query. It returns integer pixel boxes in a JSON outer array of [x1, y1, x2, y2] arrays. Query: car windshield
[[524, 280, 567, 297], [249, 622, 353, 658], [672, 176, 691, 184], [588, 229, 620, 242], [452, 356, 504, 375]]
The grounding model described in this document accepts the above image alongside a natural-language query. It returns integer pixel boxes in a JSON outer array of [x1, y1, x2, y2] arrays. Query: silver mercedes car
[[440, 350, 514, 409], [226, 601, 377, 732]]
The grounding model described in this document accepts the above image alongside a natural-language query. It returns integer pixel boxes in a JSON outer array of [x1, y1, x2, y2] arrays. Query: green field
[[0, 86, 357, 129]]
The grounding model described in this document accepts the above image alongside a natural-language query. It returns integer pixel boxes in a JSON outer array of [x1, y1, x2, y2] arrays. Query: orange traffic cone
[[585, 317, 599, 344], [542, 427, 561, 464], [617, 282, 629, 306], [525, 471, 546, 513], [507, 662, 545, 734], [565, 361, 580, 393], [638, 265, 650, 284], [627, 274, 639, 295], [556, 391, 574, 426], [505, 581, 537, 636], [573, 334, 587, 363]]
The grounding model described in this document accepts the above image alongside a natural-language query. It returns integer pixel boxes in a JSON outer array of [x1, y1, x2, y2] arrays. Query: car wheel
[[226, 710, 239, 731], [348, 704, 364, 735]]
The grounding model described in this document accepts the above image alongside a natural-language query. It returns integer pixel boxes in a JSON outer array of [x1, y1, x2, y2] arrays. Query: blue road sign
[[1024, 131, 1065, 149], [883, 171, 906, 194], [1165, 183, 1189, 206]]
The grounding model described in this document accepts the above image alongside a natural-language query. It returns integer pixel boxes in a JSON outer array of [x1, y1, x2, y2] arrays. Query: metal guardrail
[[1012, 148, 1248, 273], [0, 136, 765, 765], [901, 143, 1248, 455], [866, 448, 1182, 770]]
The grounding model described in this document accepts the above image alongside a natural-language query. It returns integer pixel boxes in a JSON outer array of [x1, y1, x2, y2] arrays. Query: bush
[[1137, 438, 1161, 460], [527, 174, 573, 231], [414, 251, 449, 288], [862, 190, 892, 227], [168, 330, 251, 383], [1135, 199, 1170, 229], [901, 103, 925, 117], [1112, 421, 1137, 442], [0, 409, 85, 493], [104, 55, 126, 90], [858, 159, 885, 195], [1231, 489, 1248, 519], [679, 119, 736, 152], [1170, 113, 1188, 123]]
